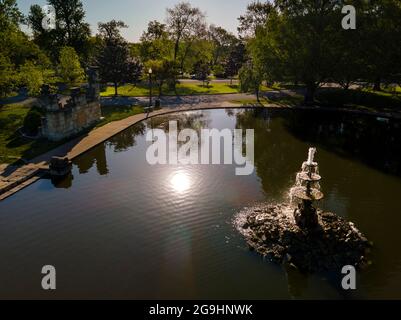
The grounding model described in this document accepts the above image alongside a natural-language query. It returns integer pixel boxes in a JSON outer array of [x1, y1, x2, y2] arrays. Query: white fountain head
[[306, 147, 317, 165]]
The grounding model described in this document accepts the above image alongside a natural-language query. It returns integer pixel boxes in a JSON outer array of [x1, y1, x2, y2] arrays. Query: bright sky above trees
[[17, 0, 252, 42]]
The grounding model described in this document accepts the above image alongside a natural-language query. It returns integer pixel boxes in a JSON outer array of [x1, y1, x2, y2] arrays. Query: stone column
[[87, 66, 100, 101]]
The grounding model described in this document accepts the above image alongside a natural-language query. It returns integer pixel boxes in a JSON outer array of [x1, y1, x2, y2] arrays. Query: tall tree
[[249, 0, 343, 104], [359, 0, 401, 90], [166, 2, 206, 87], [238, 1, 273, 38], [239, 59, 263, 102], [97, 20, 142, 96], [28, 0, 91, 61], [1, 0, 52, 97], [140, 20, 172, 62], [224, 42, 246, 84], [0, 0, 23, 30], [141, 20, 168, 42], [208, 25, 238, 71]]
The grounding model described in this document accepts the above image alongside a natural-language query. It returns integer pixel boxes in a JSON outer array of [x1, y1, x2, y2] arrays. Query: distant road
[[101, 92, 251, 107], [178, 78, 239, 84], [100, 89, 303, 108]]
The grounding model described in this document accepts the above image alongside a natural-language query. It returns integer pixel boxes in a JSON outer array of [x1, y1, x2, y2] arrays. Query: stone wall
[[40, 67, 101, 142], [41, 100, 101, 141]]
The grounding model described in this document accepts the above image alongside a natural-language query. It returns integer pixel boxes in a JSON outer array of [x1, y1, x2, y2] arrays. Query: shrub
[[23, 107, 43, 136]]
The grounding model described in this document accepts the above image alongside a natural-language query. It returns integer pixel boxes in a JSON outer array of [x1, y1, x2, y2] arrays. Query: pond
[[1, 108, 401, 299]]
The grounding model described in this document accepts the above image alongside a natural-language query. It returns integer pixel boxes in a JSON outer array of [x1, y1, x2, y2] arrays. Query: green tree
[[140, 20, 172, 62], [0, 53, 16, 98], [145, 59, 175, 97], [166, 2, 207, 87], [28, 0, 91, 61], [249, 0, 342, 104], [224, 42, 246, 84], [238, 1, 273, 38], [97, 20, 141, 96], [58, 46, 84, 86], [239, 60, 263, 102], [208, 25, 238, 72], [193, 60, 211, 86], [359, 0, 401, 90], [18, 61, 45, 95], [0, 0, 23, 29], [1, 0, 52, 97]]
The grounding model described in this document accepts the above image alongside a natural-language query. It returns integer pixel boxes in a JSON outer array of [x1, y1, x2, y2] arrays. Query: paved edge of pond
[[1, 101, 400, 201]]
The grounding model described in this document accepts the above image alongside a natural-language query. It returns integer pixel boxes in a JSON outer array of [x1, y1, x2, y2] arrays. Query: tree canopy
[[0, 0, 400, 103]]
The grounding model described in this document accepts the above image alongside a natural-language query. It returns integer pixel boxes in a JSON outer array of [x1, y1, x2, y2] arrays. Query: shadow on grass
[[5, 132, 61, 161], [315, 88, 401, 112]]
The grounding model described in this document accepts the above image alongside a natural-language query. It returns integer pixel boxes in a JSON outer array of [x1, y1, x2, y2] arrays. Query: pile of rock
[[234, 203, 372, 273]]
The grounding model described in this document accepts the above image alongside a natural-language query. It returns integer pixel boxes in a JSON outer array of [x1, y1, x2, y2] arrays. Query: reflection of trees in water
[[284, 110, 401, 177], [73, 123, 146, 179], [107, 123, 146, 153], [225, 109, 235, 117], [235, 109, 305, 200], [236, 108, 401, 197], [146, 111, 212, 148], [147, 111, 211, 132], [76, 143, 109, 176]]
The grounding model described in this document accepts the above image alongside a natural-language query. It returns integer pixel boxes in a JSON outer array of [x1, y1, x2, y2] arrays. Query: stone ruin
[[234, 148, 372, 273], [39, 67, 102, 142]]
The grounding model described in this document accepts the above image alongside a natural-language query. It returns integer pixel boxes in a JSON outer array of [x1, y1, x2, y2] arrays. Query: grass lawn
[[0, 103, 61, 164], [315, 88, 401, 113], [101, 82, 273, 97], [362, 86, 401, 97], [97, 105, 144, 127], [231, 93, 304, 107], [231, 87, 401, 114], [0, 103, 145, 164]]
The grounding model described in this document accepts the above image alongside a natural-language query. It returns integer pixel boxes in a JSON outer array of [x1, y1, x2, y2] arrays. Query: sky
[[17, 0, 253, 42]]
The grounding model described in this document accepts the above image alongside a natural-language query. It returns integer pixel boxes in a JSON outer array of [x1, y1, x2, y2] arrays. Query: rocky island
[[235, 148, 372, 273]]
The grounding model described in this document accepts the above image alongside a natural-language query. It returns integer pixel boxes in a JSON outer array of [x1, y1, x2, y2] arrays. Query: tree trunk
[[230, 77, 233, 86], [180, 43, 192, 75], [256, 88, 260, 103], [373, 77, 382, 91], [114, 82, 118, 96], [158, 80, 163, 98], [172, 40, 180, 93]]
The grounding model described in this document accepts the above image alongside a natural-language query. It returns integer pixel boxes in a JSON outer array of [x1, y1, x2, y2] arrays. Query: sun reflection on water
[[170, 172, 191, 193]]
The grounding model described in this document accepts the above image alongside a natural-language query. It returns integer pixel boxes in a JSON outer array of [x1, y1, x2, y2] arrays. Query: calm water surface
[[1, 108, 401, 299]]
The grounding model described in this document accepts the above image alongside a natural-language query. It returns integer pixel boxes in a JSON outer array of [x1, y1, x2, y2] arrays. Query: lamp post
[[148, 68, 153, 108]]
